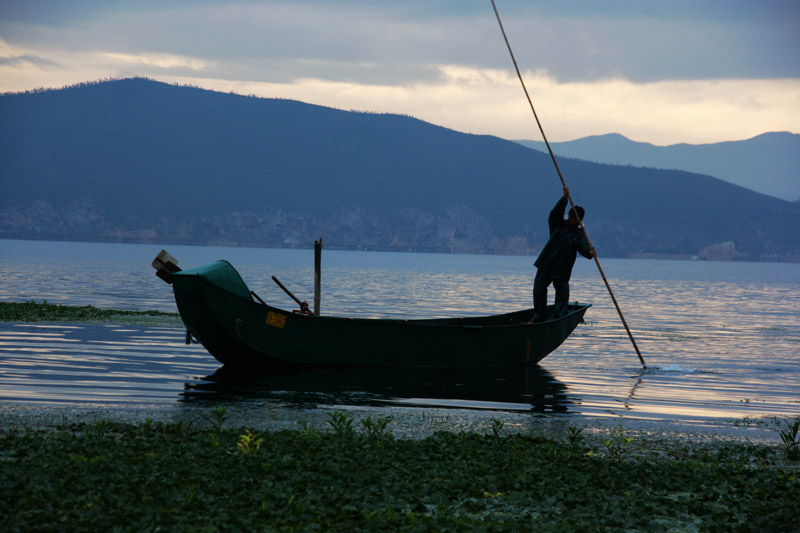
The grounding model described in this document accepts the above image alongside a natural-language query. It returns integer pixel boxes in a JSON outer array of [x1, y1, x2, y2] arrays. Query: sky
[[1, 0, 798, 145]]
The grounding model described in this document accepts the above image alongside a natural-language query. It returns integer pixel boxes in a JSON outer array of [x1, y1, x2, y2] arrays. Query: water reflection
[[0, 323, 215, 404], [182, 365, 572, 414]]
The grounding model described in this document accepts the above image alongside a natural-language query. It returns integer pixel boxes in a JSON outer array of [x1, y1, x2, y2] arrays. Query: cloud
[[10, 0, 792, 86], [0, 1, 797, 143], [102, 52, 215, 71], [0, 53, 59, 68], [161, 66, 800, 145]]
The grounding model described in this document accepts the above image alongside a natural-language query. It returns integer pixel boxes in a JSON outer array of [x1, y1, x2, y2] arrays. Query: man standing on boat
[[532, 187, 595, 322]]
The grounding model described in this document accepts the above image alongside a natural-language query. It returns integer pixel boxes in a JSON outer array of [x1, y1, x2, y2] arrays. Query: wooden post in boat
[[314, 238, 322, 316]]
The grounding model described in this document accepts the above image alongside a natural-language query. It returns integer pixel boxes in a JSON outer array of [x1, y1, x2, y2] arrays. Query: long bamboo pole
[[491, 0, 646, 368]]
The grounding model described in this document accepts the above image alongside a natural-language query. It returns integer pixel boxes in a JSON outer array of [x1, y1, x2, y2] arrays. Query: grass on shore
[[0, 300, 181, 326], [2, 411, 798, 532]]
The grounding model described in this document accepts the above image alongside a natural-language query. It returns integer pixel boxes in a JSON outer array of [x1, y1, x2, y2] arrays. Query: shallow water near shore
[[1, 239, 798, 440]]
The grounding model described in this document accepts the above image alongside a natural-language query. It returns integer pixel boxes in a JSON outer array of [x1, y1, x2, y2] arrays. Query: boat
[[152, 251, 590, 368]]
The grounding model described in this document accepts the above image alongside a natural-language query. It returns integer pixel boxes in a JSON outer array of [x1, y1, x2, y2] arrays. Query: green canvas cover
[[173, 260, 252, 301]]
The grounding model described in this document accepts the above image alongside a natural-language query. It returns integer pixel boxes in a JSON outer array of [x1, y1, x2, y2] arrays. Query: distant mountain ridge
[[515, 132, 800, 201], [1, 77, 799, 261]]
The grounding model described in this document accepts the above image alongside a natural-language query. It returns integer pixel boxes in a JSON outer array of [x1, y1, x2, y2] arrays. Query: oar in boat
[[271, 276, 313, 315], [491, 0, 646, 368]]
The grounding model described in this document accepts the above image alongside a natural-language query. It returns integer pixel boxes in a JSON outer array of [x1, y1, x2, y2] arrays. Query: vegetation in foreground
[[0, 301, 179, 326], [1, 411, 798, 532]]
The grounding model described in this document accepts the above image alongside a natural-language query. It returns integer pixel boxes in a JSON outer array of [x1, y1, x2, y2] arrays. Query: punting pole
[[490, 0, 646, 368]]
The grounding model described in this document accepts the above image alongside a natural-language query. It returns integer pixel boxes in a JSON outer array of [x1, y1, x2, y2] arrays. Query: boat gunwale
[[173, 268, 591, 330], [278, 302, 591, 329]]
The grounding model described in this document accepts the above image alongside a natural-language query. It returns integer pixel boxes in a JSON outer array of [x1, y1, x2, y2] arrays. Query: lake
[[1, 239, 798, 437]]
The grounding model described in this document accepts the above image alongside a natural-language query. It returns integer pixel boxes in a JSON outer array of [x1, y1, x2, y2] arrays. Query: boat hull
[[171, 260, 590, 368]]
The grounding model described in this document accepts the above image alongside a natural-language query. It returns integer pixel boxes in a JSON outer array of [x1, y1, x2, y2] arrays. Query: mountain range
[[1, 77, 798, 261], [515, 132, 800, 202]]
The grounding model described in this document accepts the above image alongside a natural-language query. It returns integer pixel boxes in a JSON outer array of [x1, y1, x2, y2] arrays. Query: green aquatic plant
[[202, 406, 229, 433], [565, 425, 585, 447], [140, 418, 155, 437], [779, 418, 800, 460], [602, 425, 633, 463], [0, 300, 180, 325], [327, 410, 355, 439], [361, 416, 392, 442], [296, 420, 323, 442], [234, 430, 263, 457], [490, 418, 504, 437]]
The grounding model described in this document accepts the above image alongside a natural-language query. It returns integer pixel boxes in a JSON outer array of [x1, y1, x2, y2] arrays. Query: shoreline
[[0, 398, 789, 448]]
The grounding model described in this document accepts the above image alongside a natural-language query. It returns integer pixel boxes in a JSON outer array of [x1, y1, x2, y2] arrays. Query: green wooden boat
[[155, 254, 590, 368]]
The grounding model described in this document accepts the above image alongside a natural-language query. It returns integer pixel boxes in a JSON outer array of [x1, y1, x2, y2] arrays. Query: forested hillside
[[1, 78, 798, 260]]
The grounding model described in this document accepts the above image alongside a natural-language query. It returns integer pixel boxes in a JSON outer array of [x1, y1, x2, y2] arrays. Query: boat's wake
[[639, 364, 713, 376]]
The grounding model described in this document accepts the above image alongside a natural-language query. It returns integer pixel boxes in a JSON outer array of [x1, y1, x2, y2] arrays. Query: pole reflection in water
[[181, 364, 572, 414]]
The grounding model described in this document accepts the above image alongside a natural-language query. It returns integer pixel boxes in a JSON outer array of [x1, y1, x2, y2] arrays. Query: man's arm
[[577, 233, 594, 259], [548, 195, 569, 234]]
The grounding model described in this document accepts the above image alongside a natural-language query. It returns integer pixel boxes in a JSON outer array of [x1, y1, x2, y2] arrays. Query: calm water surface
[[1, 239, 798, 428]]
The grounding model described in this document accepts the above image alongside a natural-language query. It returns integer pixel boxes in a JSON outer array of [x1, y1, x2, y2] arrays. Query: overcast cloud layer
[[1, 0, 798, 145]]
